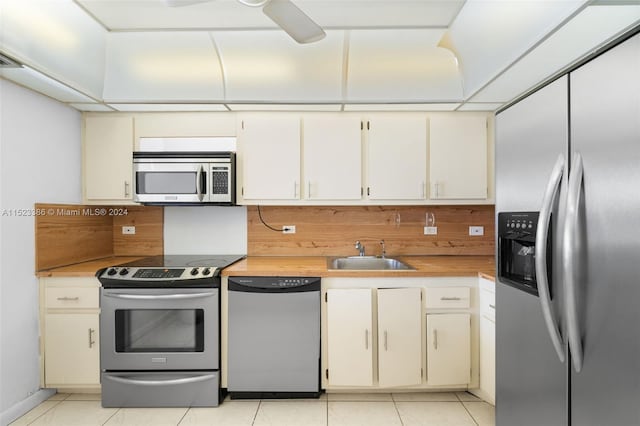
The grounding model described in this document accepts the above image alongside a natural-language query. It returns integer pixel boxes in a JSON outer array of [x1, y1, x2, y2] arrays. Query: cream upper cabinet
[[429, 115, 488, 199], [326, 288, 374, 387], [238, 116, 301, 201], [377, 288, 422, 387], [426, 313, 471, 386], [134, 113, 236, 141], [303, 116, 362, 200], [84, 115, 134, 203], [44, 313, 100, 386], [367, 116, 427, 200]]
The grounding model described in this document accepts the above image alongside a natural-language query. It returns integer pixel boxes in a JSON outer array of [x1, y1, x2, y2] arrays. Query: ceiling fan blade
[[262, 0, 326, 44], [165, 0, 212, 7]]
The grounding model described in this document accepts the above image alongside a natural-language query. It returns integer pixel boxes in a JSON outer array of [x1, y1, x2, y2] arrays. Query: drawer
[[425, 287, 470, 309], [46, 287, 99, 309], [479, 287, 496, 323]]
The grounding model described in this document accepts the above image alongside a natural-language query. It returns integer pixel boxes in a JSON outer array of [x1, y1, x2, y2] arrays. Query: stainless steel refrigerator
[[495, 29, 640, 426]]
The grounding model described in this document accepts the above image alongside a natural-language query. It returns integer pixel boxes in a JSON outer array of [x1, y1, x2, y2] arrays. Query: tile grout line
[[392, 398, 406, 426], [102, 407, 121, 426], [459, 400, 481, 426], [23, 398, 64, 426], [176, 406, 190, 425], [250, 400, 262, 426]]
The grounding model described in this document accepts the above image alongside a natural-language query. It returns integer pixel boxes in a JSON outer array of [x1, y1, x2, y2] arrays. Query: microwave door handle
[[535, 154, 565, 363], [563, 152, 584, 373], [196, 166, 204, 202]]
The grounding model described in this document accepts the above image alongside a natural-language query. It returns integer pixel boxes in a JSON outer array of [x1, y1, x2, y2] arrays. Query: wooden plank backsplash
[[247, 205, 495, 256], [35, 203, 163, 271], [113, 206, 163, 256]]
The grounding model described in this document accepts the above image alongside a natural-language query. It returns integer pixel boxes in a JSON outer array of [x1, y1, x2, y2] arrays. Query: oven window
[[136, 172, 198, 194], [114, 309, 204, 352]]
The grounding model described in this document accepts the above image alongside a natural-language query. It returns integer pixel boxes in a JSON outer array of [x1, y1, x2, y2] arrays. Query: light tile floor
[[10, 392, 494, 426]]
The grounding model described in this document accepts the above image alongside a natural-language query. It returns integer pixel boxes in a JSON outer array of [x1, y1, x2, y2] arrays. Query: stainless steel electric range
[[96, 254, 244, 408]]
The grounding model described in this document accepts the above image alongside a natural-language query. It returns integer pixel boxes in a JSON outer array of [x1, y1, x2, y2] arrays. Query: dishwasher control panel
[[228, 276, 321, 293]]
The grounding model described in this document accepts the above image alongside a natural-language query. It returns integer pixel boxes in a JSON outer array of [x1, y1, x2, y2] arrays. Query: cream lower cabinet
[[326, 287, 421, 387], [377, 287, 422, 387], [40, 277, 101, 389], [426, 313, 471, 386], [478, 277, 496, 404], [44, 313, 99, 386], [326, 288, 374, 386]]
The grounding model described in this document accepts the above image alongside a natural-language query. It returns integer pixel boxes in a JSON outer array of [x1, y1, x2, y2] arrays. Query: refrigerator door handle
[[536, 154, 565, 363], [563, 152, 584, 373]]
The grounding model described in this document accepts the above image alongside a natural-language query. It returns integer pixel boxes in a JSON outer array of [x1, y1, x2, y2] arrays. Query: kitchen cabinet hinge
[[367, 121, 370, 130], [361, 121, 363, 130], [360, 187, 363, 196], [325, 369, 329, 379], [241, 187, 244, 196], [421, 368, 423, 378], [367, 187, 370, 196], [241, 120, 244, 130], [325, 293, 328, 302], [420, 292, 423, 301]]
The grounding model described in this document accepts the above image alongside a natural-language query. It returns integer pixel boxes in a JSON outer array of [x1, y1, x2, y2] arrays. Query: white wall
[[0, 80, 81, 424], [164, 206, 247, 255]]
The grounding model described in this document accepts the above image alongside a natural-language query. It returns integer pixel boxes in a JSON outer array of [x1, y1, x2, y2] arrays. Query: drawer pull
[[489, 304, 495, 310], [88, 328, 95, 348], [441, 297, 461, 301], [433, 329, 438, 350], [365, 329, 369, 350], [56, 297, 80, 301], [384, 330, 388, 351]]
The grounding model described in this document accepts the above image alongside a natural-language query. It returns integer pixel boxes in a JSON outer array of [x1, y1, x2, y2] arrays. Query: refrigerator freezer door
[[495, 75, 569, 426], [568, 32, 640, 426]]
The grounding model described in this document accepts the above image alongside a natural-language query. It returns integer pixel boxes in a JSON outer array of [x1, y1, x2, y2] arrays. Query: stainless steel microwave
[[133, 152, 235, 205]]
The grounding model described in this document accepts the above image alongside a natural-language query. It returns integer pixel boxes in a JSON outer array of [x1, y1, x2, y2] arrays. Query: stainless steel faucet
[[355, 240, 365, 256], [380, 240, 386, 258]]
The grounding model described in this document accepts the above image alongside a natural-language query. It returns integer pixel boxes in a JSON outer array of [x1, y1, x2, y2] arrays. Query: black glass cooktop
[[119, 254, 246, 269]]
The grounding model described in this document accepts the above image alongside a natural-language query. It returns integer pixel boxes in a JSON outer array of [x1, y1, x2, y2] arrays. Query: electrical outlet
[[469, 226, 484, 236], [122, 226, 136, 235], [424, 226, 438, 235], [282, 225, 296, 234]]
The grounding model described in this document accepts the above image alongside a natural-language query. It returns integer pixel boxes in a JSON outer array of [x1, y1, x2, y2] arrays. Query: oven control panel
[[97, 266, 220, 288]]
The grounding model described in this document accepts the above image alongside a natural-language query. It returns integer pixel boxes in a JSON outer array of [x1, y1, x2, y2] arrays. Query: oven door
[[133, 161, 208, 203], [100, 288, 218, 371]]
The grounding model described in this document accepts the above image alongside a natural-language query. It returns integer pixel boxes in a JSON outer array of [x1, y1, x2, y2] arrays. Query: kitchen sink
[[327, 256, 415, 271]]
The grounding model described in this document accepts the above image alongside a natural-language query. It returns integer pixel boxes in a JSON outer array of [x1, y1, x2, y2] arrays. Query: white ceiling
[[0, 0, 638, 112]]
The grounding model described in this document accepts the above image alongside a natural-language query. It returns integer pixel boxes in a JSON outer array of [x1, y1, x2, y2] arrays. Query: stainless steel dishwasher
[[227, 276, 321, 399]]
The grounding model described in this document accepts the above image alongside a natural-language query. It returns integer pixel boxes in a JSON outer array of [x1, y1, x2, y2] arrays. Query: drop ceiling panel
[[443, 0, 587, 98], [103, 32, 225, 102], [347, 29, 463, 102], [215, 30, 343, 102], [227, 104, 341, 111], [0, 0, 106, 98], [471, 5, 640, 103], [0, 67, 95, 103], [109, 103, 229, 111], [77, 0, 464, 30], [343, 103, 460, 111]]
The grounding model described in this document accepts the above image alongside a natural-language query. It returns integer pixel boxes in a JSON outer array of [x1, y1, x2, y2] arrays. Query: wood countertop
[[37, 255, 496, 279], [223, 255, 495, 278], [36, 256, 145, 278]]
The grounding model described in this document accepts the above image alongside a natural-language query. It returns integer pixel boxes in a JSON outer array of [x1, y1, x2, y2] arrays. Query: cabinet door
[[44, 313, 99, 386], [303, 116, 362, 200], [426, 313, 470, 386], [326, 289, 373, 386], [367, 116, 427, 200], [84, 115, 134, 201], [377, 288, 422, 387], [239, 116, 300, 200], [480, 315, 496, 405], [429, 115, 487, 199]]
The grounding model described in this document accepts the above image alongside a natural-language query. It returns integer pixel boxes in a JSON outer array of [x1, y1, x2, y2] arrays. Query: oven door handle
[[107, 374, 216, 387], [102, 292, 215, 301], [535, 153, 565, 363]]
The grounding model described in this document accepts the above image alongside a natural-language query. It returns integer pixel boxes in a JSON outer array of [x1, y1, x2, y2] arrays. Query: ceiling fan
[[166, 0, 326, 44]]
